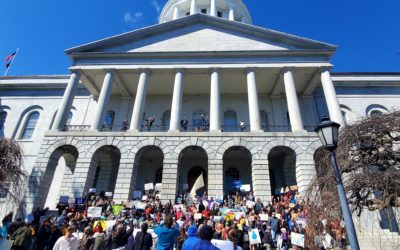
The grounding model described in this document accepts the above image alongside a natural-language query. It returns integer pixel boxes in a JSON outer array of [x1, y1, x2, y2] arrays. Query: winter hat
[[187, 225, 198, 237]]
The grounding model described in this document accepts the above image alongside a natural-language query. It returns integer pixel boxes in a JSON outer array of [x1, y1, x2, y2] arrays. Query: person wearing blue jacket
[[154, 216, 180, 250], [182, 225, 200, 250]]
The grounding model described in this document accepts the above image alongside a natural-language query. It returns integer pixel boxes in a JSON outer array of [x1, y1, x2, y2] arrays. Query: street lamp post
[[315, 117, 360, 250]]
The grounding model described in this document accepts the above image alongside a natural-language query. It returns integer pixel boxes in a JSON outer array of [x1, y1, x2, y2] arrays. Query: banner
[[87, 207, 102, 218], [133, 191, 142, 200], [145, 183, 154, 191], [291, 232, 305, 247], [248, 229, 261, 244], [190, 173, 205, 198], [112, 205, 124, 215]]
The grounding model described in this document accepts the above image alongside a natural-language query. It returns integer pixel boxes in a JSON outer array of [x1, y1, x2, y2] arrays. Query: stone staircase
[[356, 227, 400, 250]]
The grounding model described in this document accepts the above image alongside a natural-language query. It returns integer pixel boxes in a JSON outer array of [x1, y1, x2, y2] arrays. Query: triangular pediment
[[66, 14, 336, 55]]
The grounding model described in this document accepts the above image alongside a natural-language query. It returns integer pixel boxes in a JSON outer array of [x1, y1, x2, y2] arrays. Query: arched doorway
[[223, 146, 252, 194], [89, 146, 121, 196], [268, 146, 297, 196], [178, 146, 208, 196], [133, 146, 164, 192], [39, 145, 79, 209]]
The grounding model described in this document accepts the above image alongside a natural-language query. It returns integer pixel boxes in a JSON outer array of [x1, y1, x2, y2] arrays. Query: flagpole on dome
[[4, 48, 19, 77]]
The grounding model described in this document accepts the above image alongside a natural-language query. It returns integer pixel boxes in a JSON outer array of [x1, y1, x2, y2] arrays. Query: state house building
[[1, 0, 399, 216]]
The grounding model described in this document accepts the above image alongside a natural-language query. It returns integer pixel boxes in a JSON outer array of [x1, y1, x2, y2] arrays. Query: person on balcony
[[239, 121, 245, 132], [145, 116, 155, 131], [122, 119, 129, 131], [180, 117, 188, 131]]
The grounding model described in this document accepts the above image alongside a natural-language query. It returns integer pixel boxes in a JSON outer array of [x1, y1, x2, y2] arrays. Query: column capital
[[209, 68, 220, 74], [138, 69, 151, 75], [174, 68, 185, 75], [245, 67, 257, 74], [70, 70, 81, 77], [282, 67, 296, 74], [103, 68, 116, 76]]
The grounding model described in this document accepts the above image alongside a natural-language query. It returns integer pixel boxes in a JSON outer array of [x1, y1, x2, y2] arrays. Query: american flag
[[4, 52, 16, 62]]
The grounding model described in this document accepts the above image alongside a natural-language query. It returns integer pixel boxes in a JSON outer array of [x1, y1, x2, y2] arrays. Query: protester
[[53, 226, 79, 250], [10, 222, 32, 250], [154, 216, 180, 250], [195, 225, 220, 250], [134, 223, 153, 250]]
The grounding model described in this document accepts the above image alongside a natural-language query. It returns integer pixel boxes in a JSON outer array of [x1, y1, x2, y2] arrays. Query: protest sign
[[182, 184, 189, 190], [234, 212, 244, 220], [194, 213, 202, 220], [144, 183, 154, 191], [133, 191, 142, 200], [106, 220, 116, 231], [105, 192, 113, 197], [59, 196, 69, 204], [112, 205, 124, 215], [259, 214, 269, 221], [75, 198, 85, 205], [136, 202, 147, 210], [155, 183, 162, 191], [89, 188, 96, 193], [248, 229, 261, 244], [213, 216, 222, 222], [246, 200, 255, 208], [87, 207, 102, 218], [142, 195, 148, 201], [212, 240, 235, 249], [240, 184, 251, 192], [93, 221, 107, 231], [291, 232, 305, 247], [232, 180, 242, 188]]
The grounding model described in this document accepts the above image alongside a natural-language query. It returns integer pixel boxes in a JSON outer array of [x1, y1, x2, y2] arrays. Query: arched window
[[260, 110, 269, 130], [155, 168, 163, 184], [370, 110, 383, 117], [225, 168, 240, 180], [0, 111, 7, 135], [162, 110, 171, 131], [192, 109, 207, 128], [104, 111, 115, 130], [224, 110, 237, 132], [21, 111, 39, 139]]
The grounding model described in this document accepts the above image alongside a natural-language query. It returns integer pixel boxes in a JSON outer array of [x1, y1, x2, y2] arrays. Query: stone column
[[295, 159, 317, 195], [173, 6, 179, 20], [130, 70, 150, 131], [91, 70, 114, 130], [208, 159, 223, 198], [320, 69, 346, 128], [113, 158, 136, 202], [161, 159, 179, 202], [169, 69, 185, 131], [209, 68, 221, 131], [210, 0, 217, 16], [246, 68, 262, 131], [229, 5, 235, 21], [52, 71, 80, 131], [190, 0, 197, 15], [283, 68, 304, 131], [252, 159, 272, 203]]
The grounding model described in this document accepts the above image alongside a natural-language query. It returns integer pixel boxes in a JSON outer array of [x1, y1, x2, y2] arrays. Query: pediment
[[66, 14, 336, 55]]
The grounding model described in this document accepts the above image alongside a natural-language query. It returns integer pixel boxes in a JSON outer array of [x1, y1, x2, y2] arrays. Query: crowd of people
[[0, 188, 347, 250]]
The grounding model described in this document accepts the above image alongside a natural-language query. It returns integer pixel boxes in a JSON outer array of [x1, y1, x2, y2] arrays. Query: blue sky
[[1, 0, 399, 76]]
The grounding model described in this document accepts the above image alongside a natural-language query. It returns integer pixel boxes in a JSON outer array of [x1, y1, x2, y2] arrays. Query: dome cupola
[[159, 0, 252, 24]]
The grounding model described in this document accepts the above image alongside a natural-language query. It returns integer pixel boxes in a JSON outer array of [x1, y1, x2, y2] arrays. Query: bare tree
[[0, 138, 26, 202]]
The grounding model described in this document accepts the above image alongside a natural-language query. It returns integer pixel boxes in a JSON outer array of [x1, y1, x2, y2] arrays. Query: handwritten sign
[[291, 232, 305, 247], [260, 214, 269, 221], [133, 191, 142, 200], [248, 229, 261, 244], [194, 213, 202, 220], [87, 207, 102, 218], [145, 183, 154, 191]]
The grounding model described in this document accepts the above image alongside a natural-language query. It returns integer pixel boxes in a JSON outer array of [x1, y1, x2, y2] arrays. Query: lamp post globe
[[315, 116, 340, 151]]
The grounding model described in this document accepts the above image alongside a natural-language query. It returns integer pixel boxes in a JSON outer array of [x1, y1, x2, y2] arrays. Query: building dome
[[159, 0, 252, 24]]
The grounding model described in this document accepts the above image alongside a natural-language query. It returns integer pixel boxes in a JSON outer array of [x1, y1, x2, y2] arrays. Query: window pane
[[155, 168, 163, 183], [21, 112, 39, 139]]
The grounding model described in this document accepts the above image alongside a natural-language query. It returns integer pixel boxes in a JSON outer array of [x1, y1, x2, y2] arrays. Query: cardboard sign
[[112, 205, 124, 215], [133, 191, 142, 200], [155, 183, 162, 191], [136, 202, 147, 210], [248, 229, 261, 244], [145, 183, 154, 191], [260, 214, 269, 221], [87, 207, 102, 218], [240, 184, 251, 192], [105, 192, 113, 197], [291, 232, 305, 247], [194, 213, 202, 220], [59, 196, 69, 204]]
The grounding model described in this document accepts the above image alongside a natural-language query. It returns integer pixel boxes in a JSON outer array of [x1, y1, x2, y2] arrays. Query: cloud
[[150, 0, 162, 14], [124, 12, 143, 25]]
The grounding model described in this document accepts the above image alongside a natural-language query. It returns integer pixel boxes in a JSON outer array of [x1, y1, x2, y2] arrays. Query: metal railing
[[221, 125, 250, 132]]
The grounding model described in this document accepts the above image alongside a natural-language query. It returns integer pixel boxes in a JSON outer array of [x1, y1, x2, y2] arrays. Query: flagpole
[[4, 48, 19, 77]]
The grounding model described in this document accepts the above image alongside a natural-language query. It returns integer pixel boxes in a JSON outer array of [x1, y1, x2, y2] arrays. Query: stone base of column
[[252, 160, 272, 203]]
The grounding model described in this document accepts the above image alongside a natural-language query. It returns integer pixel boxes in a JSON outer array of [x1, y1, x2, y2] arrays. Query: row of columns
[[52, 67, 345, 133], [172, 0, 236, 21]]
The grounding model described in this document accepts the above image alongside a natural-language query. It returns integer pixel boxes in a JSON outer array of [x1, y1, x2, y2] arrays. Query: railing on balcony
[[62, 124, 318, 132]]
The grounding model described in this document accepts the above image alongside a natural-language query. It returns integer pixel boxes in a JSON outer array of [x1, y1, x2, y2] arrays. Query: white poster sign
[[240, 184, 251, 192], [290, 232, 305, 247], [194, 213, 202, 220], [87, 207, 102, 218], [145, 183, 154, 191], [260, 214, 269, 221], [136, 202, 147, 210], [248, 229, 261, 244], [105, 192, 113, 197], [142, 195, 148, 201], [211, 240, 235, 250], [155, 183, 162, 191]]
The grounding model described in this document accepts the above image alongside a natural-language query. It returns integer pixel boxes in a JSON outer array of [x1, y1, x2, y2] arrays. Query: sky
[[0, 0, 399, 76]]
